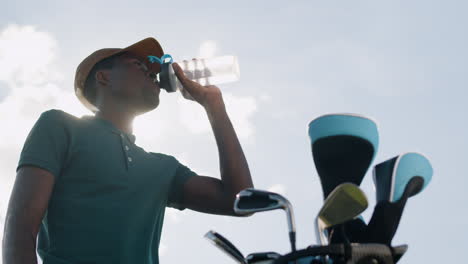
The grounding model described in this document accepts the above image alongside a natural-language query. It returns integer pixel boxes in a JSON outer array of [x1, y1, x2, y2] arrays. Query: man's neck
[[95, 108, 135, 135]]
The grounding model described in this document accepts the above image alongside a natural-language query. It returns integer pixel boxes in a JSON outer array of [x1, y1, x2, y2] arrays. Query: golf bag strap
[[273, 245, 346, 264], [273, 244, 402, 264]]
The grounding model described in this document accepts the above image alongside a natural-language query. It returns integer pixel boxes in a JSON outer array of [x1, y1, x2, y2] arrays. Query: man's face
[[107, 51, 161, 115]]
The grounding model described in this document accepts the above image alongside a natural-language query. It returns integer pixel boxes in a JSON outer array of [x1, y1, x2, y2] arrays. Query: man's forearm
[[204, 98, 254, 200], [2, 223, 38, 264]]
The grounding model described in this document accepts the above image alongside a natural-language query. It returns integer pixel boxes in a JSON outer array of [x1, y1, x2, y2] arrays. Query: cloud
[[165, 208, 184, 224], [159, 243, 168, 257], [177, 96, 211, 134], [198, 40, 218, 58], [306, 40, 427, 96], [0, 24, 63, 91], [223, 93, 258, 140], [259, 93, 272, 103], [174, 152, 217, 177], [268, 184, 287, 196], [132, 105, 173, 151], [177, 92, 258, 143], [0, 24, 89, 147]]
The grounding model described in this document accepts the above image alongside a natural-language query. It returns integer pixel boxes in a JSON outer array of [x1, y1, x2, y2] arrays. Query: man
[[2, 37, 254, 264]]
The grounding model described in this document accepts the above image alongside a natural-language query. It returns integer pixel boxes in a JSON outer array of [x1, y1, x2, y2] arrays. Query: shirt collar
[[82, 115, 137, 144]]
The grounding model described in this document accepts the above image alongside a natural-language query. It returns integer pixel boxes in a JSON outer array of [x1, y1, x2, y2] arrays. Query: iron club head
[[234, 188, 297, 251], [315, 183, 369, 246]]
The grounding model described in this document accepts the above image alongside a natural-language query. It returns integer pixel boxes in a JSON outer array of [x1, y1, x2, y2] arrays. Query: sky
[[0, 0, 467, 263]]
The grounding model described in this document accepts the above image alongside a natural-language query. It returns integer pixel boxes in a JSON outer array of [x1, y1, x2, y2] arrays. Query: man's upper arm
[[4, 166, 55, 237], [165, 156, 236, 215], [180, 175, 236, 215], [16, 109, 70, 177], [166, 157, 198, 210]]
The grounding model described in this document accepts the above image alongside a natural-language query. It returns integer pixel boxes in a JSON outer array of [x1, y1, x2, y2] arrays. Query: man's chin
[[136, 100, 159, 116], [151, 97, 160, 109]]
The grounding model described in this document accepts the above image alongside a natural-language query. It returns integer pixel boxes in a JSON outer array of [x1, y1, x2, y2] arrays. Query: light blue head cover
[[308, 114, 379, 154]]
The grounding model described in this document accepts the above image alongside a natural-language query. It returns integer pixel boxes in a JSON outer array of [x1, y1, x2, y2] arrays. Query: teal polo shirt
[[16, 109, 197, 264]]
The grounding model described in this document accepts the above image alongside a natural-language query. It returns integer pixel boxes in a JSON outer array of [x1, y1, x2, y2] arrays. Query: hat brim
[[119, 37, 165, 74]]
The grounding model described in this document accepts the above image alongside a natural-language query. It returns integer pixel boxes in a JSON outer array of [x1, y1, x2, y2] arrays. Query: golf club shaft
[[289, 231, 296, 252], [286, 207, 297, 252]]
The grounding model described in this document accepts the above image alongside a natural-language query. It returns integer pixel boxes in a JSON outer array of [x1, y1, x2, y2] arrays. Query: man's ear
[[95, 70, 111, 86]]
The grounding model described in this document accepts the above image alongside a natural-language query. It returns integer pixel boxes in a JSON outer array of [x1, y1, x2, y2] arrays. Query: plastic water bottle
[[155, 55, 240, 101]]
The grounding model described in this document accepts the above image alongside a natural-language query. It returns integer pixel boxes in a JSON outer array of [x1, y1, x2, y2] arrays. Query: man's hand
[[172, 62, 223, 109]]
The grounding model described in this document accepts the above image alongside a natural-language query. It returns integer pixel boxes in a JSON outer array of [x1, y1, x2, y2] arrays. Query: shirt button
[[125, 146, 129, 151], [128, 157, 133, 162]]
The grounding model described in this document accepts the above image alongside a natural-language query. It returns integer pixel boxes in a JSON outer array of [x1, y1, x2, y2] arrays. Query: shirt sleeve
[[16, 109, 70, 179], [167, 157, 198, 211]]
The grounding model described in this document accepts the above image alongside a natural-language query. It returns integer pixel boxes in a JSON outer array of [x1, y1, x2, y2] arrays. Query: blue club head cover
[[308, 113, 379, 199], [373, 152, 433, 203]]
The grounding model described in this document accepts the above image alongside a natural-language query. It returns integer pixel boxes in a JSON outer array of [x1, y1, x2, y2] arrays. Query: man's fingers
[[172, 63, 190, 85], [172, 63, 184, 78], [172, 63, 198, 96]]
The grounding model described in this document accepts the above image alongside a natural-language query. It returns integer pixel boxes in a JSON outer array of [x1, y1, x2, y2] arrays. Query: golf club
[[364, 152, 433, 244], [315, 183, 369, 246], [204, 230, 247, 264], [234, 188, 297, 252]]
